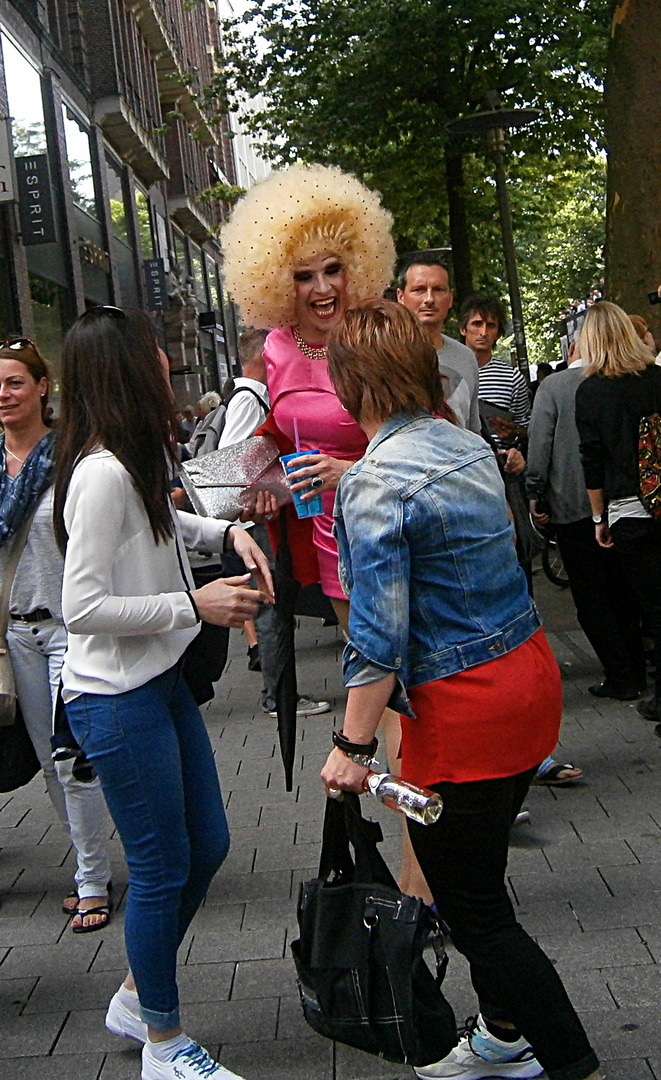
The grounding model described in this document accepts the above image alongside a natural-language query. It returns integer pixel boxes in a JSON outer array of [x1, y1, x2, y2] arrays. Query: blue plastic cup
[[280, 450, 324, 518]]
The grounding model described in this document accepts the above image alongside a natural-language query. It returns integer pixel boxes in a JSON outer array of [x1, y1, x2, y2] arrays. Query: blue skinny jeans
[[65, 662, 230, 1030]]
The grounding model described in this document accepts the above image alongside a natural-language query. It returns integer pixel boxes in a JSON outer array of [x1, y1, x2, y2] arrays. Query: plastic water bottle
[[366, 772, 443, 825]]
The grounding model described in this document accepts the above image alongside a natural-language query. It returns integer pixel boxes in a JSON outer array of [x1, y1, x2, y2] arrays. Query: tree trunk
[[445, 145, 474, 304], [605, 0, 661, 340]]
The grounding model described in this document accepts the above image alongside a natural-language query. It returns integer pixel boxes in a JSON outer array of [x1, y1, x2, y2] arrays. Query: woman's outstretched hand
[[227, 527, 275, 600], [192, 575, 272, 628], [285, 454, 352, 500]]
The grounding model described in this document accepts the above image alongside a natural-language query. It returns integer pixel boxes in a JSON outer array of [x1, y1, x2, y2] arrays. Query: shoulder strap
[[225, 386, 269, 415], [0, 508, 38, 638]]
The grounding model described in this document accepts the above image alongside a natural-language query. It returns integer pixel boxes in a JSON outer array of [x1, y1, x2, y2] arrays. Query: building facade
[[0, 0, 242, 404]]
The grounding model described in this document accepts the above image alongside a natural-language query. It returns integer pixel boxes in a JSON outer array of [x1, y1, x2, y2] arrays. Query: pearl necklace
[[293, 327, 328, 361]]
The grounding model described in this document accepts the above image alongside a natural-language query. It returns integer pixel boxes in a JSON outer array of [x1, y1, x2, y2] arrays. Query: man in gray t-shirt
[[397, 255, 480, 433]]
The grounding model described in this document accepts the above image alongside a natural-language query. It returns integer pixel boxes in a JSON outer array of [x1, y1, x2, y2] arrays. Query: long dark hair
[[53, 308, 178, 551]]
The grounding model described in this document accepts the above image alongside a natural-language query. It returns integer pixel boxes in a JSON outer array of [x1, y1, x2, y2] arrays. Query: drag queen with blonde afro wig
[[222, 163, 395, 621]]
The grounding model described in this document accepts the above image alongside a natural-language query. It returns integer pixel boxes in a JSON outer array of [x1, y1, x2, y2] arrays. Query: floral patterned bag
[[639, 412, 661, 518]]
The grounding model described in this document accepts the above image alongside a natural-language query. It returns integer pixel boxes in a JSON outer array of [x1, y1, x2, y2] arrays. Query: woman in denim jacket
[[321, 301, 601, 1080]]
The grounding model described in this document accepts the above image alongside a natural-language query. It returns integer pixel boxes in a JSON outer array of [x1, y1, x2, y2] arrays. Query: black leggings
[[610, 517, 661, 700], [407, 768, 599, 1080]]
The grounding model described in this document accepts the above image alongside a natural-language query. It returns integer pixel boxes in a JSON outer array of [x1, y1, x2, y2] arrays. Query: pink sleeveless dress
[[264, 327, 367, 598]]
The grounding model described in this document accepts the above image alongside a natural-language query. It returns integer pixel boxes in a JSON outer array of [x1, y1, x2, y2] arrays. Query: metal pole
[[488, 127, 531, 384]]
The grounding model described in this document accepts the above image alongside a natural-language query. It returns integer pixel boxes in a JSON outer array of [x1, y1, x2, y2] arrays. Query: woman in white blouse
[[53, 306, 272, 1080]]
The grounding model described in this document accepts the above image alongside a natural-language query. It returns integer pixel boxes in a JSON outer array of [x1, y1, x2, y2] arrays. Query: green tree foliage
[[219, 0, 610, 356]]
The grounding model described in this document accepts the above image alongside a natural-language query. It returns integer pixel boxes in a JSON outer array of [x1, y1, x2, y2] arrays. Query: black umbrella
[[272, 511, 301, 791]]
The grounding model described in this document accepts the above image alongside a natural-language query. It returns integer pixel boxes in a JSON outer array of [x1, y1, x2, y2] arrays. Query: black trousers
[[407, 768, 599, 1080], [554, 516, 645, 689], [610, 517, 661, 700]]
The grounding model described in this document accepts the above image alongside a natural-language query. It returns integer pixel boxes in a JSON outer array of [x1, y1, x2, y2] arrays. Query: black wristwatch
[[592, 513, 605, 524]]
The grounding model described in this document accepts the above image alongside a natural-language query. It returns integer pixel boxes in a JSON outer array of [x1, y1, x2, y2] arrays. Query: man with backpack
[[191, 331, 270, 458]]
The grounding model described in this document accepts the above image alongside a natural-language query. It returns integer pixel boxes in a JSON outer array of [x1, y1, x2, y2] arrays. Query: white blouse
[[61, 449, 230, 699]]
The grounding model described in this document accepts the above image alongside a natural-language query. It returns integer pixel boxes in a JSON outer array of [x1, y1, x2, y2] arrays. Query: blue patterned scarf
[[0, 430, 56, 547]]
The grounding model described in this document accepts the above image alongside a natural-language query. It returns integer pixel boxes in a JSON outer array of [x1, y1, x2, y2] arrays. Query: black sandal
[[63, 879, 112, 917], [71, 900, 113, 934], [62, 891, 79, 914]]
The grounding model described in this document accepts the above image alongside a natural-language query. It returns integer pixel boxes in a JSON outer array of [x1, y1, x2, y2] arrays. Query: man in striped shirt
[[459, 294, 531, 444]]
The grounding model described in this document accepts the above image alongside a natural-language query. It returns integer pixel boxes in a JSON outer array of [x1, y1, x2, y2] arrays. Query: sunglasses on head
[[1, 338, 35, 351], [80, 305, 126, 321]]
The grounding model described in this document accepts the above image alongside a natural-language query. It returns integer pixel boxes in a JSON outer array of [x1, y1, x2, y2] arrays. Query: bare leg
[[330, 596, 350, 635], [243, 619, 258, 648], [378, 707, 433, 903]]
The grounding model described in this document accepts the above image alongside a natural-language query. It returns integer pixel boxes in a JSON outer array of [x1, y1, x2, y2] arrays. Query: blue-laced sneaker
[[414, 1014, 543, 1079], [142, 1039, 246, 1080]]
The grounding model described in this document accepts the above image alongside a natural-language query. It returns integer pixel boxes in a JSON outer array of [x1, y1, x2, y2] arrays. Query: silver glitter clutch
[[180, 435, 293, 520]]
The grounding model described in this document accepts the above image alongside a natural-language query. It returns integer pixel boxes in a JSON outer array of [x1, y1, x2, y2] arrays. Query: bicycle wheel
[[542, 538, 570, 587]]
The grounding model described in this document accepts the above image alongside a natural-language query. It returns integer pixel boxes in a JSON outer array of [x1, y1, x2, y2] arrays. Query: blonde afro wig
[[221, 163, 395, 329]]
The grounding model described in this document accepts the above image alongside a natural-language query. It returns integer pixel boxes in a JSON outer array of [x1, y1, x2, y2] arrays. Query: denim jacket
[[333, 412, 541, 717]]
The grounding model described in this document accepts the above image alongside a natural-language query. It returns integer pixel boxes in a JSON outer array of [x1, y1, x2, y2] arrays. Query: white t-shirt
[[218, 378, 269, 448]]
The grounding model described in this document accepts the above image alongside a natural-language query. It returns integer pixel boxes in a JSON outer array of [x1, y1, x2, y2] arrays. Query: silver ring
[[265, 513, 274, 521], [310, 476, 324, 489]]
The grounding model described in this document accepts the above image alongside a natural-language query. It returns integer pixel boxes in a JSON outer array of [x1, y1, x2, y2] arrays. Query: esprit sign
[[15, 155, 56, 244], [144, 257, 168, 311]]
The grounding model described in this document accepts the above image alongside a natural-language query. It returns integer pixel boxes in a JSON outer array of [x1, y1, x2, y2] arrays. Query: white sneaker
[[414, 1015, 543, 1080], [141, 1040, 246, 1080], [105, 988, 148, 1044], [414, 1037, 543, 1079]]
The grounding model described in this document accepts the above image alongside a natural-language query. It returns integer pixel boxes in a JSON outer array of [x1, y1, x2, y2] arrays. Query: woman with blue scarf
[[0, 339, 111, 931]]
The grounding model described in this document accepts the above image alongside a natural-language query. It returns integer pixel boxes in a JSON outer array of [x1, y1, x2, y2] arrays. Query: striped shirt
[[478, 356, 531, 427]]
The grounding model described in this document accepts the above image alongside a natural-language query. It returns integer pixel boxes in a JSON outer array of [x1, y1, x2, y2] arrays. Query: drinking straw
[[293, 417, 301, 453]]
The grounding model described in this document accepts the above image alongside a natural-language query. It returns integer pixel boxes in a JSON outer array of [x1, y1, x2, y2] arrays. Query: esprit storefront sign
[[15, 155, 56, 244]]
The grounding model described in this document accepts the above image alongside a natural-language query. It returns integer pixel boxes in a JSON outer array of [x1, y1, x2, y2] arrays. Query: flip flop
[[62, 879, 112, 916], [532, 761, 583, 786], [71, 901, 113, 934]]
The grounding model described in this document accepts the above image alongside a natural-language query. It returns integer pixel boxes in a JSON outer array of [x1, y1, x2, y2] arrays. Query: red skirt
[[400, 628, 561, 787]]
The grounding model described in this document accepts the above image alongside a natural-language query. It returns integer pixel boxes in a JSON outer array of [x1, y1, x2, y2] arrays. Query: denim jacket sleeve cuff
[[342, 643, 414, 718]]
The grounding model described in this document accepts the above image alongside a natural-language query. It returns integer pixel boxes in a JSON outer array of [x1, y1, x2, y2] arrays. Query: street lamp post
[[446, 96, 541, 383]]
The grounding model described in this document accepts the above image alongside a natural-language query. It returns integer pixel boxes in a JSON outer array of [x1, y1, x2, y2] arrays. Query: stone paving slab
[[2, 569, 661, 1076]]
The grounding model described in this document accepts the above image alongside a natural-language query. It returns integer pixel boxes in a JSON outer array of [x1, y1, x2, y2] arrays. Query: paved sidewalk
[[2, 568, 661, 1078]]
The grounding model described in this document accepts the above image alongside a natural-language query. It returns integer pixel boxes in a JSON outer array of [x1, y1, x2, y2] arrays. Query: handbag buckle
[[364, 898, 378, 929]]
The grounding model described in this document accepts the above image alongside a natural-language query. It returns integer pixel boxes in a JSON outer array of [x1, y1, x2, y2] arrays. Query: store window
[[172, 229, 188, 277], [28, 273, 67, 396], [1, 33, 47, 155], [106, 156, 129, 244], [134, 188, 154, 258], [205, 254, 220, 310], [189, 243, 207, 306], [61, 105, 98, 218]]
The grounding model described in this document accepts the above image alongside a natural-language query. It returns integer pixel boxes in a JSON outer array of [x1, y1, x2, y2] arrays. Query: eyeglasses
[[80, 305, 126, 320], [0, 338, 35, 351]]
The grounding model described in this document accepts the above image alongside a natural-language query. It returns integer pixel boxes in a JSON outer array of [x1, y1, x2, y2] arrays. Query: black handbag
[[0, 700, 40, 792], [291, 793, 456, 1067], [182, 562, 231, 706]]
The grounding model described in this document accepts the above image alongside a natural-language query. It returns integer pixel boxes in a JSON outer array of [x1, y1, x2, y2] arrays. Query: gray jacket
[[525, 366, 591, 524]]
